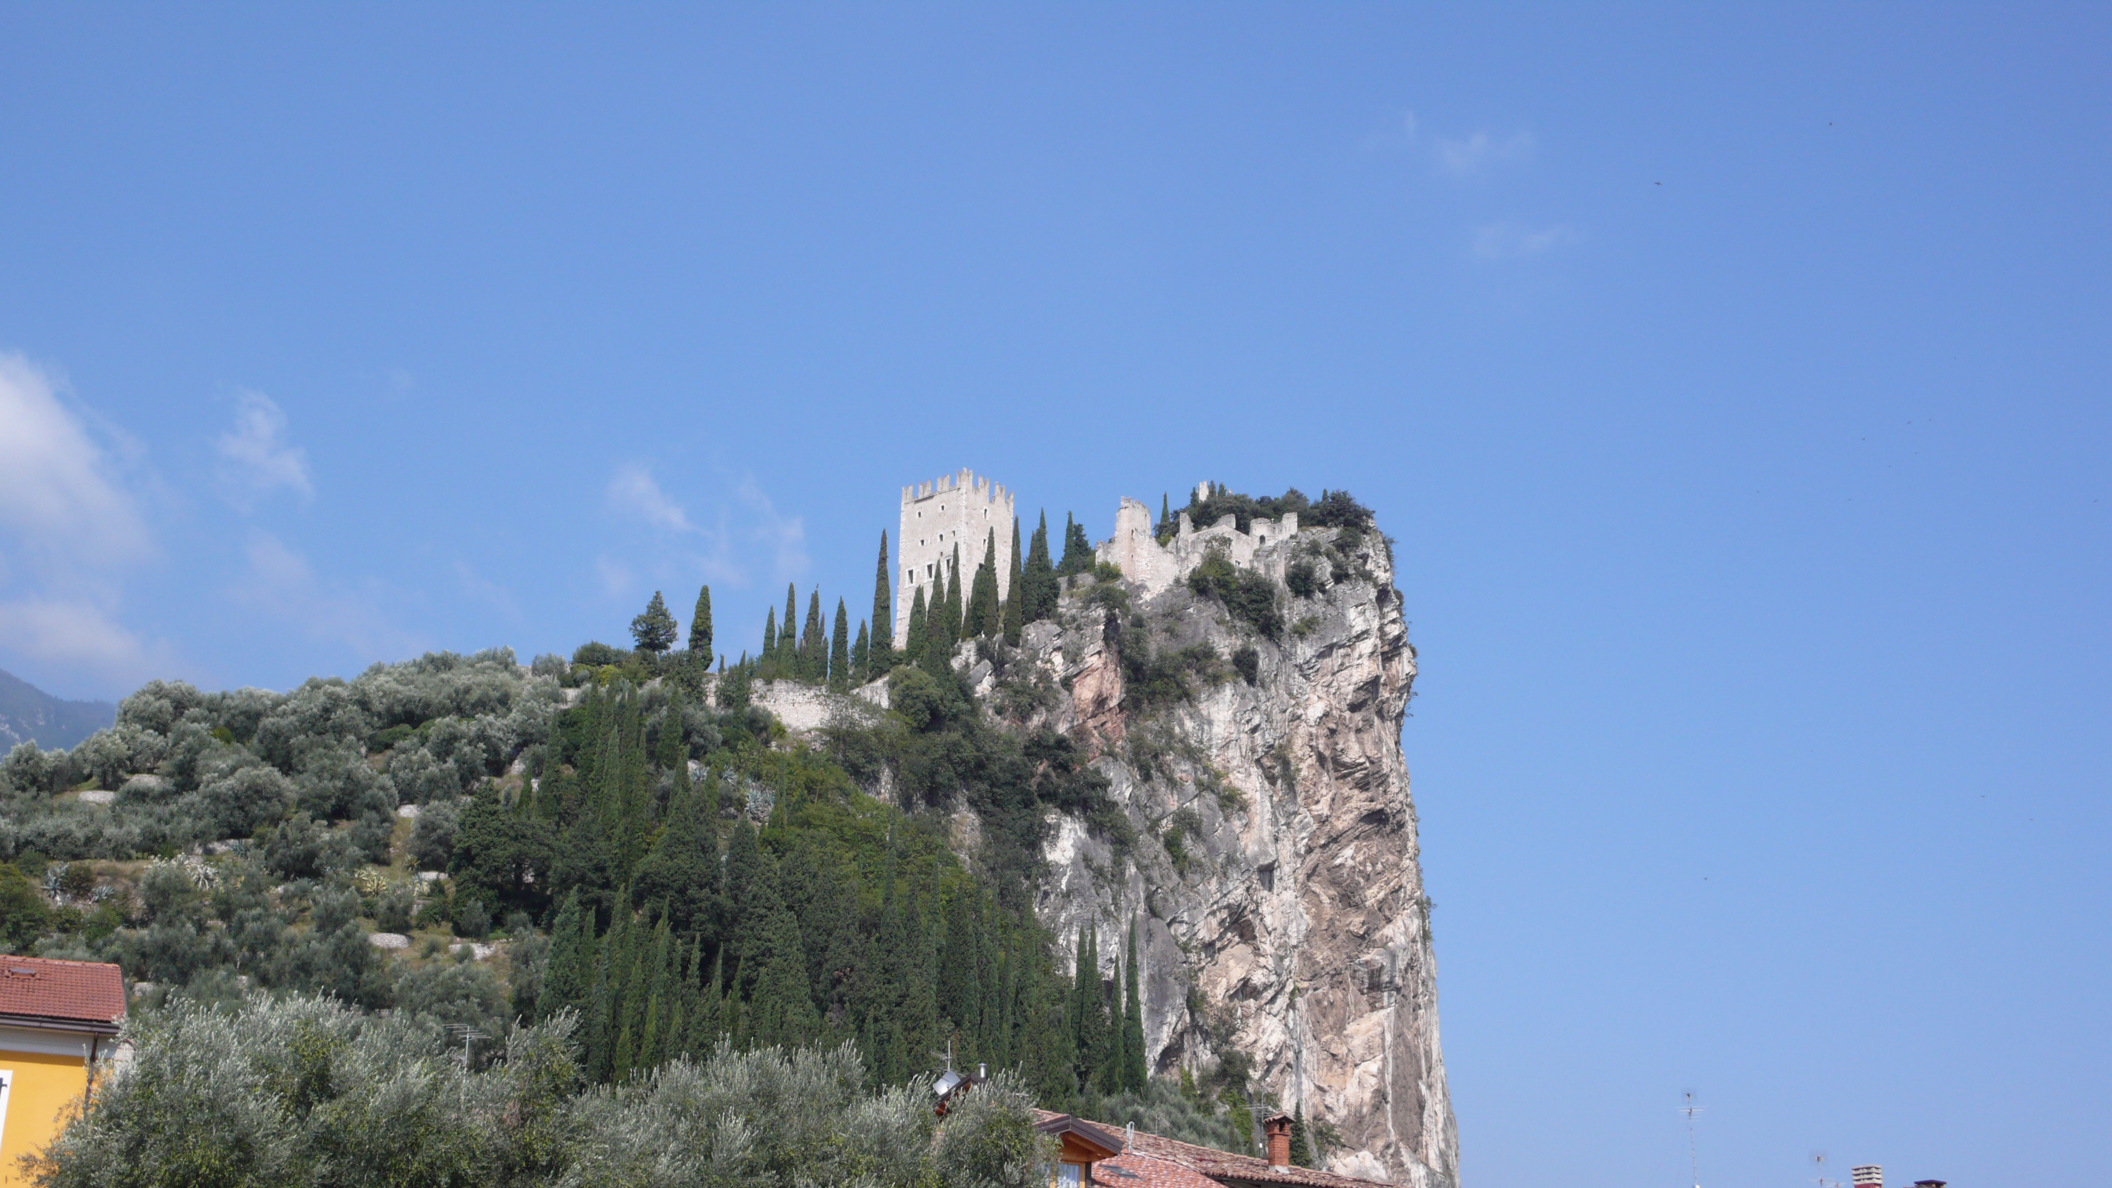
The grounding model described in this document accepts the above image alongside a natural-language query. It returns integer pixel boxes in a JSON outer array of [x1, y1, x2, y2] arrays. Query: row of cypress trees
[[731, 508, 1106, 692], [503, 682, 1087, 1098], [1070, 917, 1151, 1096]]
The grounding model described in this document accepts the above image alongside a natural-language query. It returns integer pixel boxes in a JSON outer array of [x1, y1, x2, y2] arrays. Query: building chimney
[[1261, 1113, 1293, 1169], [1852, 1166, 1882, 1188]]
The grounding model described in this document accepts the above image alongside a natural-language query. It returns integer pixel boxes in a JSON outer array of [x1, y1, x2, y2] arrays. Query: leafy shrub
[[1184, 552, 1282, 640], [452, 894, 490, 940], [0, 862, 50, 948], [572, 640, 625, 667], [1284, 560, 1318, 599], [1231, 646, 1260, 685], [408, 799, 462, 871]]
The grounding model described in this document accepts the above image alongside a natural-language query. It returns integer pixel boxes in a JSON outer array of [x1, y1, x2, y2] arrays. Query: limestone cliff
[[1007, 498, 1456, 1187], [755, 493, 1457, 1186]]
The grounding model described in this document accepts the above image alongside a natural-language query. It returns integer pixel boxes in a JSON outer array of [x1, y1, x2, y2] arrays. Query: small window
[[1056, 1164, 1083, 1188]]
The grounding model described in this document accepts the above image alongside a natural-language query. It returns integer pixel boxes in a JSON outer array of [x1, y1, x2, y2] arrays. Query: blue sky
[[1, 5, 2106, 1185]]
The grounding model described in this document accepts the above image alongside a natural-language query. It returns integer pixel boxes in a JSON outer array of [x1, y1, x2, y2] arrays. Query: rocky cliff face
[[994, 505, 1457, 1187]]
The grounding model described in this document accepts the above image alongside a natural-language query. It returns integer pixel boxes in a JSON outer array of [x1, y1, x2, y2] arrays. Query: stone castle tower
[[896, 469, 1015, 646]]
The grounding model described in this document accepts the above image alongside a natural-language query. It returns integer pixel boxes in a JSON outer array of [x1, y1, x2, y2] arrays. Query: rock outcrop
[[1007, 499, 1456, 1187]]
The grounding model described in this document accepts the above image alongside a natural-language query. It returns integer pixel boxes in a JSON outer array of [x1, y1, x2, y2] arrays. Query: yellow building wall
[[0, 1046, 92, 1187]]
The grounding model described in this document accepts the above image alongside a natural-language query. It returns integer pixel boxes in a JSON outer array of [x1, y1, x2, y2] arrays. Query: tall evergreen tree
[[851, 620, 870, 684], [541, 890, 587, 1022], [1158, 493, 1171, 538], [781, 584, 800, 672], [1123, 915, 1147, 1091], [586, 915, 616, 1079], [762, 607, 778, 665], [922, 565, 957, 681], [746, 880, 820, 1049], [870, 531, 894, 673], [1290, 1105, 1314, 1167], [800, 589, 826, 681], [631, 591, 678, 654], [966, 530, 998, 638], [1023, 511, 1057, 622], [689, 584, 713, 665], [945, 544, 965, 640], [1059, 515, 1094, 576], [1003, 517, 1025, 645], [903, 587, 928, 668], [829, 598, 851, 691]]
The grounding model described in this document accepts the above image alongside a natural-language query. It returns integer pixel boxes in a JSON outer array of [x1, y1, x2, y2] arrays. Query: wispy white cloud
[[1472, 221, 1577, 260], [230, 530, 421, 659], [0, 597, 173, 689], [215, 390, 312, 505], [735, 474, 808, 582], [606, 463, 696, 534], [0, 353, 151, 570], [1360, 109, 1421, 153], [1436, 129, 1536, 177], [454, 558, 520, 622], [0, 354, 167, 688]]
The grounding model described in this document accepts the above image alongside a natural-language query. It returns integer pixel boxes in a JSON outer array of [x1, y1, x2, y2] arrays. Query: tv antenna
[[1811, 1150, 1842, 1188], [1678, 1090, 1704, 1188], [447, 1024, 491, 1107]]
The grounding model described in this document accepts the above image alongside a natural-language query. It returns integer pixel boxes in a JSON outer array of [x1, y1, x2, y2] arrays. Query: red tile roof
[[0, 956, 125, 1032], [1032, 1110, 1390, 1188]]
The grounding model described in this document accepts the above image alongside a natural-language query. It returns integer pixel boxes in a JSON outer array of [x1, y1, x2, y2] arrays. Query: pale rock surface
[[1024, 510, 1456, 1188], [729, 501, 1457, 1186]]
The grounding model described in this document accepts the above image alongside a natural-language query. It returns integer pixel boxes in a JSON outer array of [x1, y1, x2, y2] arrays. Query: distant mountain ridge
[[0, 668, 116, 751]]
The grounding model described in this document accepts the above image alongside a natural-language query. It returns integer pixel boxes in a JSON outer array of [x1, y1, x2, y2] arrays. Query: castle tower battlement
[[896, 468, 1016, 645]]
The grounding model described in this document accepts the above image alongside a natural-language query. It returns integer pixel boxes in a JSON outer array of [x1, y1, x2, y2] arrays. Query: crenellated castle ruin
[[896, 469, 1016, 646]]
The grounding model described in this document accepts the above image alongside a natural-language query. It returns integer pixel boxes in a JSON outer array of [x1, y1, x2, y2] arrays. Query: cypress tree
[[945, 544, 965, 640], [1060, 514, 1094, 576], [965, 532, 995, 638], [1159, 493, 1171, 538], [761, 607, 778, 668], [938, 891, 981, 1037], [541, 890, 587, 1022], [801, 589, 826, 681], [1024, 512, 1056, 622], [586, 917, 615, 1079], [1107, 947, 1131, 1096], [1003, 517, 1025, 645], [642, 915, 673, 1069], [851, 620, 870, 684], [830, 598, 850, 692], [747, 883, 819, 1050], [781, 584, 800, 672], [689, 585, 713, 665], [1290, 1105, 1314, 1167], [904, 587, 928, 668], [870, 531, 894, 673], [1123, 916, 1147, 1091], [922, 576, 955, 681]]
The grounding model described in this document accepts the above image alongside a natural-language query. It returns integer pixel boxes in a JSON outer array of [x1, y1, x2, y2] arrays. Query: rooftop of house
[[1031, 1110, 1392, 1188], [0, 955, 126, 1034]]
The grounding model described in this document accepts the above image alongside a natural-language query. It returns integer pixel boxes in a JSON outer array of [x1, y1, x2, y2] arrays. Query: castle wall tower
[[896, 469, 1016, 646]]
